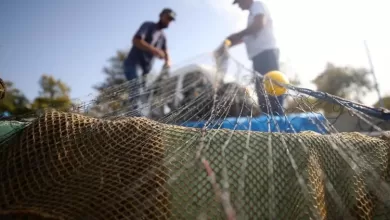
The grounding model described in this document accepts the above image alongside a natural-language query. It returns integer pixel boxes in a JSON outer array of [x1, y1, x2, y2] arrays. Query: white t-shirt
[[242, 1, 277, 59]]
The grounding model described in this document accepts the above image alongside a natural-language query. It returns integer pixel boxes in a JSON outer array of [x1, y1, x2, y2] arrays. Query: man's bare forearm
[[228, 38, 243, 47], [237, 15, 264, 38], [164, 51, 170, 63], [133, 38, 155, 53], [161, 49, 170, 66]]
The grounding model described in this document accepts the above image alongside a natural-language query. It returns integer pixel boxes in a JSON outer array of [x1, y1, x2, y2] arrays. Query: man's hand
[[227, 33, 243, 45], [164, 59, 171, 68], [215, 41, 229, 57], [133, 37, 165, 60], [151, 48, 166, 59]]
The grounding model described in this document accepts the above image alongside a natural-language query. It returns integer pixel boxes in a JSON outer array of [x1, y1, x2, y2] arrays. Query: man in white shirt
[[226, 0, 284, 115]]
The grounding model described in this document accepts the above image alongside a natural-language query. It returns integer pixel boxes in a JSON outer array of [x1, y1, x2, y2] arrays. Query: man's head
[[233, 0, 253, 10], [159, 8, 176, 28]]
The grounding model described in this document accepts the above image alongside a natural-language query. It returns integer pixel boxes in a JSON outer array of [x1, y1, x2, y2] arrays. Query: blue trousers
[[252, 49, 285, 116], [123, 62, 147, 114]]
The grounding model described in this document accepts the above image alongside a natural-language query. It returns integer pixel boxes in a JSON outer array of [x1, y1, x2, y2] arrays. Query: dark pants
[[123, 62, 146, 114], [252, 49, 285, 116]]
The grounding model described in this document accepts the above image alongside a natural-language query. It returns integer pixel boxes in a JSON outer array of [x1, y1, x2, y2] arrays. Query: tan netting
[[1, 111, 390, 219]]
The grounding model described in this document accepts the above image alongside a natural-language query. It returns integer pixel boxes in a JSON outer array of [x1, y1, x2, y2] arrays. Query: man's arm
[[162, 38, 170, 67], [227, 2, 266, 46], [228, 14, 265, 45], [132, 22, 160, 55], [227, 38, 244, 47], [163, 50, 170, 67], [236, 14, 265, 38]]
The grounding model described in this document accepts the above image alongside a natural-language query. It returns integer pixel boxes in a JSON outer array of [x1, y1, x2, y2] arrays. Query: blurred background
[[1, 0, 389, 119]]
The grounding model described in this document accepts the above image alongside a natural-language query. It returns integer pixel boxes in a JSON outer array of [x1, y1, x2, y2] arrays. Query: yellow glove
[[215, 39, 231, 57], [224, 39, 232, 47]]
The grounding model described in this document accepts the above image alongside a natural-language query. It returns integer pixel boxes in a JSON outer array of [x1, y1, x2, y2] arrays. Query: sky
[[1, 0, 389, 105]]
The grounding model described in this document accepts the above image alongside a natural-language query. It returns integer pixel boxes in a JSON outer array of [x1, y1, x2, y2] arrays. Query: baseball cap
[[161, 8, 176, 20]]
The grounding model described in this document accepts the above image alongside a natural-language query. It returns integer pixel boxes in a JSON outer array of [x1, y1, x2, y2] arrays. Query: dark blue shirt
[[124, 21, 167, 74]]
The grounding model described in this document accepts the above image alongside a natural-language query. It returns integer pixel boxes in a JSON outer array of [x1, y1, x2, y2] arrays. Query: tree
[[89, 50, 129, 116], [374, 96, 390, 110], [0, 80, 31, 116], [94, 50, 128, 92], [311, 63, 374, 114], [31, 74, 72, 111], [313, 63, 373, 103], [283, 64, 373, 115], [0, 78, 5, 100]]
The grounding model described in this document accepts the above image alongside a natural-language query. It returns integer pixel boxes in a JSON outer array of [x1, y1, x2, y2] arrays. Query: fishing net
[[1, 48, 390, 220]]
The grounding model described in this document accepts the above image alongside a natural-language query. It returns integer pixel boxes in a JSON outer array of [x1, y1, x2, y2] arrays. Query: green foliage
[[90, 50, 129, 116], [94, 50, 128, 92], [0, 81, 31, 116], [374, 96, 390, 110], [309, 63, 373, 115], [32, 74, 72, 111], [38, 74, 70, 98], [285, 63, 373, 115], [313, 63, 373, 103]]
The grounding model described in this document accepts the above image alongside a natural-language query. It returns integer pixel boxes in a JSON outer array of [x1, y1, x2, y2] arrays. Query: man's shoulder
[[140, 21, 157, 27], [250, 1, 267, 14], [251, 1, 265, 9], [253, 0, 265, 5]]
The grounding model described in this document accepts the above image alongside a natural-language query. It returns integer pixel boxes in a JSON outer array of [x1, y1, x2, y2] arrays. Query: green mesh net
[[1, 111, 390, 219]]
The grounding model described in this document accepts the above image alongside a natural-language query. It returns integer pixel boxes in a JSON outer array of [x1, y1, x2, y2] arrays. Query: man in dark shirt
[[123, 8, 176, 115]]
